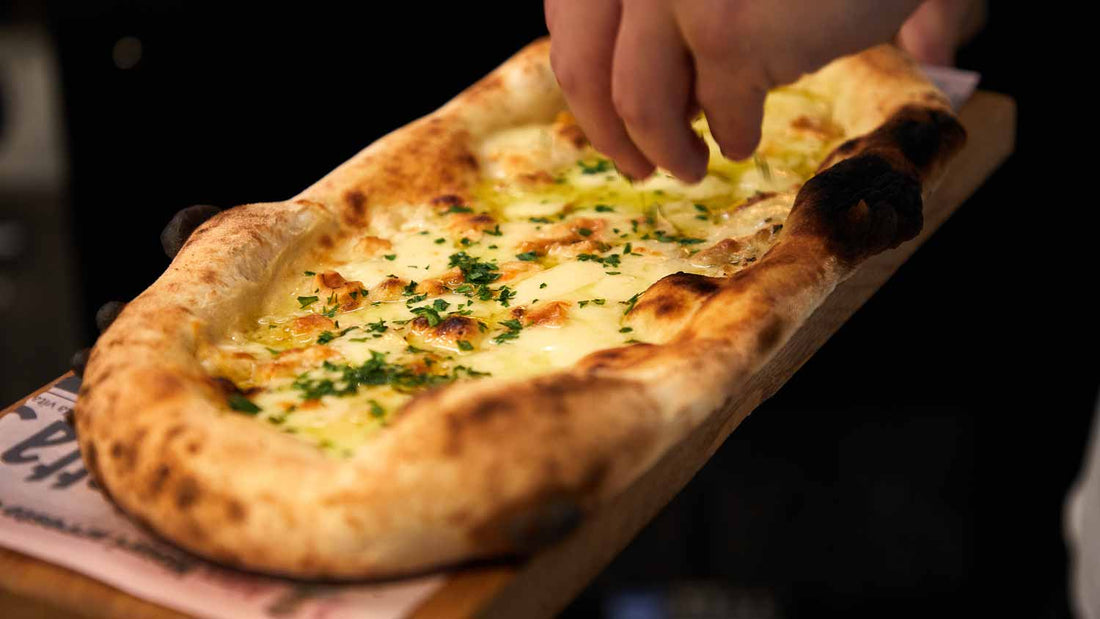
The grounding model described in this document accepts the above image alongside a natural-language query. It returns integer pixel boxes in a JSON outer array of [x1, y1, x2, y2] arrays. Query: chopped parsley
[[492, 319, 524, 345], [516, 251, 539, 261], [649, 230, 706, 245], [297, 296, 319, 309], [449, 251, 500, 286], [694, 203, 710, 220], [577, 252, 621, 269], [368, 399, 385, 418], [292, 353, 488, 399], [621, 292, 642, 314], [317, 326, 358, 345], [446, 204, 473, 213], [457, 339, 474, 351], [227, 393, 261, 414], [578, 159, 611, 175], [411, 305, 443, 327]]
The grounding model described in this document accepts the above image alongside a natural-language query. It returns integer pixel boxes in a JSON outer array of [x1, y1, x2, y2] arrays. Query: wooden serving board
[[0, 91, 1016, 619]]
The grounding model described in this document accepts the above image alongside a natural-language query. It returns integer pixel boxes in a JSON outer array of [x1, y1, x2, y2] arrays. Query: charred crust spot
[[200, 270, 218, 284], [186, 440, 202, 455], [225, 500, 248, 523], [470, 460, 608, 552], [459, 153, 479, 170], [175, 476, 200, 509], [652, 297, 686, 318], [884, 106, 967, 172], [164, 424, 186, 443], [663, 272, 721, 296], [208, 376, 240, 396], [110, 440, 135, 470], [434, 315, 479, 339], [467, 213, 494, 227], [501, 494, 583, 552], [318, 234, 334, 249], [578, 344, 659, 372], [630, 272, 722, 321], [343, 190, 367, 223], [755, 315, 787, 355], [441, 376, 599, 454], [149, 464, 171, 496], [819, 105, 965, 179], [792, 153, 923, 264], [431, 194, 464, 207]]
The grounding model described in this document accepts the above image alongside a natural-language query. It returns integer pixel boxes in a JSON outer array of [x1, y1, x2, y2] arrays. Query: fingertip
[[676, 142, 710, 184], [641, 130, 706, 183], [719, 142, 755, 162], [717, 126, 761, 162], [614, 159, 656, 182]]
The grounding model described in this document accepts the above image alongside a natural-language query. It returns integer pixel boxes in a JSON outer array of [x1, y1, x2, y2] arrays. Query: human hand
[[899, 0, 986, 66], [544, 0, 977, 183]]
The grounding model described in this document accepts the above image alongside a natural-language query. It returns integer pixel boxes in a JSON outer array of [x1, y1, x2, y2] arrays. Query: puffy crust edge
[[75, 39, 965, 579]]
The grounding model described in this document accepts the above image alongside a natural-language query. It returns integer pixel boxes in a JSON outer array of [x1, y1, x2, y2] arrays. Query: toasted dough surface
[[75, 39, 964, 579]]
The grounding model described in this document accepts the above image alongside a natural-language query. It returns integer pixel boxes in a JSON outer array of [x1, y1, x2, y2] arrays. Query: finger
[[545, 0, 655, 179], [95, 300, 127, 333], [898, 0, 973, 66], [611, 0, 708, 182], [161, 204, 222, 258], [693, 60, 768, 161], [71, 348, 91, 378]]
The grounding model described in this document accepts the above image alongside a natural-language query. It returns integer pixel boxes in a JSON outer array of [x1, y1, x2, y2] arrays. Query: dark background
[[1, 2, 1094, 617]]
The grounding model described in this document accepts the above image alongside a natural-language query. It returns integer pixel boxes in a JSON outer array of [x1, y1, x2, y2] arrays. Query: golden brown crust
[[75, 39, 964, 579]]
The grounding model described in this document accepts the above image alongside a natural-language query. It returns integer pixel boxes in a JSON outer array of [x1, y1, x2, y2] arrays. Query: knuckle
[[683, 5, 742, 61], [690, 23, 735, 61]]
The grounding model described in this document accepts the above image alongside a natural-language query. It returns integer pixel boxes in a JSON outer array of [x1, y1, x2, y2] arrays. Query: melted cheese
[[202, 91, 846, 455]]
